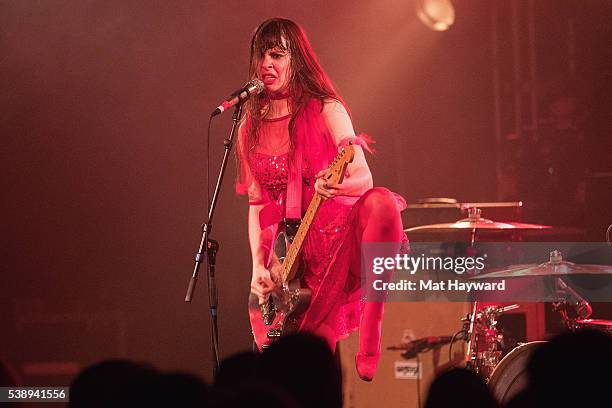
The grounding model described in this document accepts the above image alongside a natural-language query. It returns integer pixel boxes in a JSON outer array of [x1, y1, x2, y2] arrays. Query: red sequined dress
[[248, 115, 363, 341]]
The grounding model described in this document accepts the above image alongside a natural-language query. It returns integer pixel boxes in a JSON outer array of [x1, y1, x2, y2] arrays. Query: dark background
[[2, 0, 610, 384]]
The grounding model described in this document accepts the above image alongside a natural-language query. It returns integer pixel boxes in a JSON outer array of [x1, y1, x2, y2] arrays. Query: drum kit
[[401, 207, 612, 404], [465, 251, 612, 403]]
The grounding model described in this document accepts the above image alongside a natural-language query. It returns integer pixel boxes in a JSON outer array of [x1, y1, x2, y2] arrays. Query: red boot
[[355, 352, 380, 382], [356, 301, 384, 381]]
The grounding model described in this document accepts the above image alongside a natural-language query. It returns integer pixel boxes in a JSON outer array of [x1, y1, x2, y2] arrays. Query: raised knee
[[362, 187, 396, 212], [357, 187, 404, 240]]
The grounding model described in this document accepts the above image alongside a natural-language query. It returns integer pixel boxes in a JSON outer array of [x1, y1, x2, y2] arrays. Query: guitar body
[[248, 279, 312, 351], [247, 145, 355, 351]]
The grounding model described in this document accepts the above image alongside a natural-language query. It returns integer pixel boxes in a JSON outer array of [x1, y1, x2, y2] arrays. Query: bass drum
[[487, 341, 546, 405]]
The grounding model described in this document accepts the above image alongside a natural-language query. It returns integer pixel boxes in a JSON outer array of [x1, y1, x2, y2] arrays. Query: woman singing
[[236, 18, 406, 381]]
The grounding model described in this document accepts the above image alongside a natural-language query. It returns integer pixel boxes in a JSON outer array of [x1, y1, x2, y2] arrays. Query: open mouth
[[262, 74, 276, 85]]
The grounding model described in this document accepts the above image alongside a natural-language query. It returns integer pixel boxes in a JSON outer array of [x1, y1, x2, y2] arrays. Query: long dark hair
[[236, 18, 348, 194]]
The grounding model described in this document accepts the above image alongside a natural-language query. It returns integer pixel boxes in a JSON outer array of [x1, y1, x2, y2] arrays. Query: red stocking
[[352, 187, 404, 381]]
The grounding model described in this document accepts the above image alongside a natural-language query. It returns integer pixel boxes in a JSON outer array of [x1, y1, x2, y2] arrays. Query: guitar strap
[[282, 148, 303, 245], [285, 148, 302, 222]]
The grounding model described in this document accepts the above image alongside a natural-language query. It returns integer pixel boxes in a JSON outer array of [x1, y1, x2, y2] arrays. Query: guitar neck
[[280, 193, 323, 283]]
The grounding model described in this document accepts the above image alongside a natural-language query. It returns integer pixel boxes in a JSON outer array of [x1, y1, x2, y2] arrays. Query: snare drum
[[574, 319, 612, 335], [487, 341, 545, 405]]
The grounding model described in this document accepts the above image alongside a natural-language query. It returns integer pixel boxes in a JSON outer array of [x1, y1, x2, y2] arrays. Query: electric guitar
[[248, 145, 355, 350]]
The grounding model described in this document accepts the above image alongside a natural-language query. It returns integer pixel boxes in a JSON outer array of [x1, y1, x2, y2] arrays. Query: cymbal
[[472, 251, 612, 278], [406, 218, 551, 232], [473, 262, 612, 278]]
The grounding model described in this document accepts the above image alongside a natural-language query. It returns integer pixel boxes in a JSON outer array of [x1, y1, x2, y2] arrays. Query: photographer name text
[[372, 279, 506, 292]]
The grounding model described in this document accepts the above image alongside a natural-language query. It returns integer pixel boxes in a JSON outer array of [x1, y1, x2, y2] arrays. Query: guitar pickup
[[284, 218, 301, 243]]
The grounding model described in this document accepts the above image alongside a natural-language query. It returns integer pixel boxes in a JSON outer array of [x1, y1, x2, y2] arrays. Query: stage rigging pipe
[[528, 0, 539, 137], [491, 0, 503, 200], [511, 0, 522, 144]]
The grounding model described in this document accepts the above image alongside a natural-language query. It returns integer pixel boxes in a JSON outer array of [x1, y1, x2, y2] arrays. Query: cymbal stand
[[465, 300, 479, 372]]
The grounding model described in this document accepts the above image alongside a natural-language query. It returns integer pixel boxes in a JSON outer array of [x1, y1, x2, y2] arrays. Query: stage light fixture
[[416, 0, 455, 31]]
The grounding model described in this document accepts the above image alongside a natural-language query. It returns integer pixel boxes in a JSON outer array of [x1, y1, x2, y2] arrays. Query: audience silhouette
[[61, 329, 612, 407], [424, 367, 499, 408]]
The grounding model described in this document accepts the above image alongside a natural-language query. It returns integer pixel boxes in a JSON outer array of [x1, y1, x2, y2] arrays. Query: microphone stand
[[185, 103, 244, 376]]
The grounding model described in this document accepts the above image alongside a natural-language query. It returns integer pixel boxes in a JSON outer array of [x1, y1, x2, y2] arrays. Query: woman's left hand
[[315, 169, 343, 199]]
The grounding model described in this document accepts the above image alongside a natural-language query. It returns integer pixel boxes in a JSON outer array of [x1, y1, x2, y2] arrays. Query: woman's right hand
[[251, 264, 277, 304]]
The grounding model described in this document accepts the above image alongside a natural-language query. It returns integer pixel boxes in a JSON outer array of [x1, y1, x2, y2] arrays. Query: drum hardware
[[463, 303, 520, 379], [552, 275, 593, 331], [572, 319, 612, 335], [464, 301, 479, 370], [552, 300, 593, 331]]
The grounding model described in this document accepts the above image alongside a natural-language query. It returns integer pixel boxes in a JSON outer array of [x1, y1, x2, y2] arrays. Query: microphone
[[212, 79, 265, 116], [388, 336, 454, 359]]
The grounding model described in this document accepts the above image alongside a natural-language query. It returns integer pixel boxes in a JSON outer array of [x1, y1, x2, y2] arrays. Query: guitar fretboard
[[280, 146, 354, 283]]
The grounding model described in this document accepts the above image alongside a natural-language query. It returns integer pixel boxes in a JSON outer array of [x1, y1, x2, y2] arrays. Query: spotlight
[[416, 0, 455, 31]]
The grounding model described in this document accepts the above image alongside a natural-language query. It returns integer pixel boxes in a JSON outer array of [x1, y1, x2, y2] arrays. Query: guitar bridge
[[260, 298, 276, 326]]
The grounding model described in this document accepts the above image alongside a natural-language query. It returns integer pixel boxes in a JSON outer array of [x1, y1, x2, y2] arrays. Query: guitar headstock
[[322, 145, 355, 185]]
